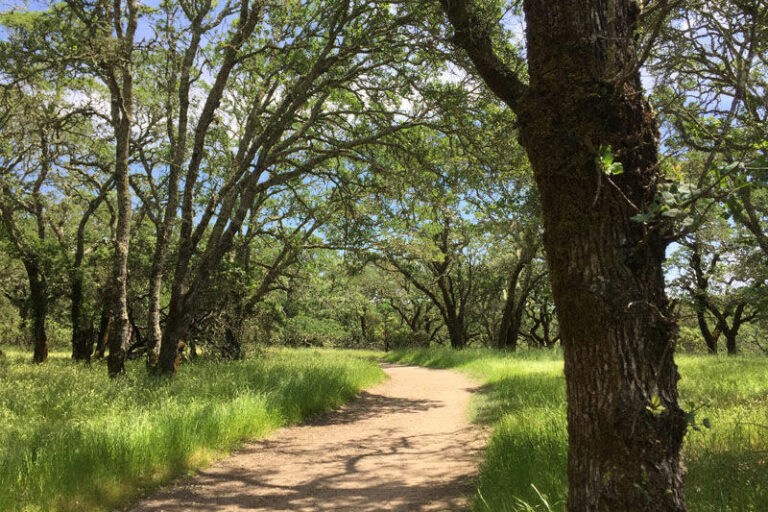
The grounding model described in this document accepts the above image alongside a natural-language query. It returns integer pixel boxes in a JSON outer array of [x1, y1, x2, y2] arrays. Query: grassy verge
[[0, 347, 385, 512], [384, 348, 768, 512]]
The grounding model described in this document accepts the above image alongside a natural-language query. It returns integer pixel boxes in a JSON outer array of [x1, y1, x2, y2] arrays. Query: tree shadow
[[306, 391, 443, 426], [129, 387, 481, 512]]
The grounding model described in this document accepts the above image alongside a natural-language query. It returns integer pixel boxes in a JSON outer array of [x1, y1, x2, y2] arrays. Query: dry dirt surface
[[127, 363, 486, 512]]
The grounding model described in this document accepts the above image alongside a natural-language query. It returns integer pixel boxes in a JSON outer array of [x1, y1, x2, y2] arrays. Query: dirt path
[[128, 364, 485, 512]]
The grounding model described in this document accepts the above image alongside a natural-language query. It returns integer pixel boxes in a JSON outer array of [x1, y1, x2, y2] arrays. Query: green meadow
[[2, 346, 765, 512], [385, 349, 768, 512], [0, 348, 384, 512]]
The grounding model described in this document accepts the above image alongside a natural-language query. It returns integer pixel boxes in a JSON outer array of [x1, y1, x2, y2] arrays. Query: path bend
[[128, 363, 485, 512]]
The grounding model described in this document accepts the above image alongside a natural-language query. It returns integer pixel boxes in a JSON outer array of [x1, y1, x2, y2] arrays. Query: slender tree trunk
[[105, 0, 138, 377], [145, 266, 164, 368], [24, 260, 48, 363], [157, 166, 262, 374], [71, 210, 98, 361], [145, 20, 205, 370], [442, 0, 688, 509], [696, 310, 718, 354], [156, 5, 264, 376], [689, 243, 719, 354], [498, 269, 523, 350], [106, 127, 133, 376], [725, 333, 737, 355]]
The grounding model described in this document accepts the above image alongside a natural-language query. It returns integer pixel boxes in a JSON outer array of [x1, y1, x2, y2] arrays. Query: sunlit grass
[[0, 347, 384, 512], [384, 348, 768, 512]]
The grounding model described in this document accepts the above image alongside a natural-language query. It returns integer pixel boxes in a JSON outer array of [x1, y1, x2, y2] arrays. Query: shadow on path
[[129, 365, 484, 512]]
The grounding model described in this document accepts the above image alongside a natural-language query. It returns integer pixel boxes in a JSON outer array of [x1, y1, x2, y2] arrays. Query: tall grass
[[0, 347, 384, 512], [385, 348, 768, 512]]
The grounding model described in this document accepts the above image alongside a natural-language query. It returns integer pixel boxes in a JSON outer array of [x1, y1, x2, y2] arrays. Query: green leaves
[[646, 394, 666, 416], [630, 182, 702, 225], [597, 145, 624, 176]]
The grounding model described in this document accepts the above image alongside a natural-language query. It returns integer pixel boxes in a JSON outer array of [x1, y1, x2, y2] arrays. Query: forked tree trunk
[[697, 312, 719, 354], [497, 267, 532, 350], [70, 183, 108, 362], [442, 0, 688, 509]]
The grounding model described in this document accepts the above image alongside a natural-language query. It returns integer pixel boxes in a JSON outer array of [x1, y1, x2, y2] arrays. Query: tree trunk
[[446, 313, 466, 349], [725, 333, 737, 355], [498, 268, 533, 351], [442, 0, 688, 509], [24, 259, 48, 363], [157, 306, 187, 374], [145, 20, 205, 371], [497, 270, 523, 350], [106, 110, 134, 376], [70, 181, 108, 362], [106, 147, 132, 376], [70, 268, 92, 361], [689, 243, 719, 354], [105, 0, 138, 378], [521, 2, 688, 509], [145, 268, 164, 368], [695, 309, 718, 354], [94, 302, 112, 359]]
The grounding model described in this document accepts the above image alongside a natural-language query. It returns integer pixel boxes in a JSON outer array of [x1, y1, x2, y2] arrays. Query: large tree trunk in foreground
[[522, 2, 688, 508], [442, 0, 688, 509]]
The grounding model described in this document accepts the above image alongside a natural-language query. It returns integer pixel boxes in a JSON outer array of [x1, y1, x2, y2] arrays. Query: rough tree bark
[[442, 0, 688, 509], [104, 0, 139, 378], [156, 0, 264, 376]]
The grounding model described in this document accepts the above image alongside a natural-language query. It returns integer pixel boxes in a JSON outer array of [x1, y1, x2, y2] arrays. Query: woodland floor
[[126, 364, 486, 512]]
